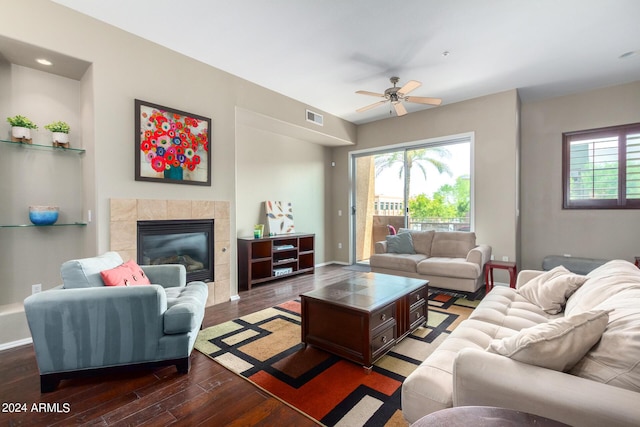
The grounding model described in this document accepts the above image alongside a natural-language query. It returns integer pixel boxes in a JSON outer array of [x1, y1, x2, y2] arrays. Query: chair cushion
[[164, 281, 208, 334], [61, 252, 123, 289], [486, 309, 610, 372]]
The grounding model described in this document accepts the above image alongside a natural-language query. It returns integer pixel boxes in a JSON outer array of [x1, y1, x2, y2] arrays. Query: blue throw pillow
[[386, 232, 416, 254]]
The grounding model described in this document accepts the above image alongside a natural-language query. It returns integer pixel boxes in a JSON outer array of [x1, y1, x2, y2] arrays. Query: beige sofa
[[370, 230, 491, 293], [402, 259, 640, 426]]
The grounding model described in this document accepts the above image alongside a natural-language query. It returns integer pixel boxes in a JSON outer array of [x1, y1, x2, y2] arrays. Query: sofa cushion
[[565, 260, 640, 316], [517, 265, 587, 314], [417, 258, 481, 280], [386, 232, 415, 254], [469, 286, 556, 330], [402, 287, 549, 415], [430, 231, 475, 258], [399, 229, 435, 256], [486, 309, 610, 372], [61, 251, 124, 289], [164, 281, 208, 334], [369, 253, 427, 273], [570, 289, 640, 392], [100, 260, 152, 287]]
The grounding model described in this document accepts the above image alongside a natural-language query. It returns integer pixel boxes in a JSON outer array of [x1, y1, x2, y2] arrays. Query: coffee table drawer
[[409, 286, 428, 306], [371, 303, 395, 331], [409, 300, 426, 330], [371, 323, 396, 358]]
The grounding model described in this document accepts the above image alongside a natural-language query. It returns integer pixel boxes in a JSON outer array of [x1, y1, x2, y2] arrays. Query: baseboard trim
[[0, 337, 32, 352], [325, 261, 349, 266]]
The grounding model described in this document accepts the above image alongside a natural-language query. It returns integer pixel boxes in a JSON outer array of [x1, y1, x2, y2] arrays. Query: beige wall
[[235, 121, 330, 264], [0, 0, 355, 347], [331, 90, 520, 277], [520, 81, 640, 270]]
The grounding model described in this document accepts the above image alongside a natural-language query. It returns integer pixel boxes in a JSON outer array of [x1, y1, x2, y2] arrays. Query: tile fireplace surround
[[109, 198, 230, 307]]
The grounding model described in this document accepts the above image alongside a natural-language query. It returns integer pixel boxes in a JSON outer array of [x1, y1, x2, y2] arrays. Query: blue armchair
[[24, 252, 208, 392]]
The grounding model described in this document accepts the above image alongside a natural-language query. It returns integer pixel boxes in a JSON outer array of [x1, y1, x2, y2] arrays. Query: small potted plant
[[44, 121, 71, 148], [7, 115, 38, 143]]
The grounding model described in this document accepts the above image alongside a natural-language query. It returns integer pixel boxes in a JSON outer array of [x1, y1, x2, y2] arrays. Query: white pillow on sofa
[[486, 309, 610, 372], [518, 265, 588, 314]]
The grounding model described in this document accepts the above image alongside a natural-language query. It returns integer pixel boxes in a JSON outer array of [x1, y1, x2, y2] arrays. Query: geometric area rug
[[195, 290, 480, 427]]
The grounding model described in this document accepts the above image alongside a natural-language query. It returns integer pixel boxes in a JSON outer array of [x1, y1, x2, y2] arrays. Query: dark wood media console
[[238, 233, 314, 291]]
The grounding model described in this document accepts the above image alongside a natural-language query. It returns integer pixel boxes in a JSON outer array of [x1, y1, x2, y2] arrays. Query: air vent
[[306, 109, 323, 126]]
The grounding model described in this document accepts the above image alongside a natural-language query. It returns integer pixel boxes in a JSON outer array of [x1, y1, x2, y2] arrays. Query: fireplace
[[137, 219, 214, 282]]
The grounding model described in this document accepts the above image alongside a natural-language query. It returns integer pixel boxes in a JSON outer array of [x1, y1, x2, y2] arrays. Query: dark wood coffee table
[[300, 272, 428, 371]]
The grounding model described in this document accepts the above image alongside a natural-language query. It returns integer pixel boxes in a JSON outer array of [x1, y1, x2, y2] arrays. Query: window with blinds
[[563, 123, 640, 209]]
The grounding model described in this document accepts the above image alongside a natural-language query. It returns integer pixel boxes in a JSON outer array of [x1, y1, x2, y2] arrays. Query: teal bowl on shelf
[[29, 206, 59, 225]]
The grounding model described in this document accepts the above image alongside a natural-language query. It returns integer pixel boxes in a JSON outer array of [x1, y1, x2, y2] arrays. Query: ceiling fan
[[355, 76, 442, 117]]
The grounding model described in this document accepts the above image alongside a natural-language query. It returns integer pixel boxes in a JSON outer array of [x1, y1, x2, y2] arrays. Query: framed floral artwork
[[135, 99, 211, 186]]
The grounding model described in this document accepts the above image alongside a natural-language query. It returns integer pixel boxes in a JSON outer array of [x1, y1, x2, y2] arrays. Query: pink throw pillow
[[100, 260, 151, 286]]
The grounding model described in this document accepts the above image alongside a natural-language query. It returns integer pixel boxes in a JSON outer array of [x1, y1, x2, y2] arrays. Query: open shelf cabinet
[[238, 233, 315, 291]]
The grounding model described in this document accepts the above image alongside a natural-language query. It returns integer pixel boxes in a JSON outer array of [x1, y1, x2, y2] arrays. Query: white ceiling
[[52, 0, 640, 125]]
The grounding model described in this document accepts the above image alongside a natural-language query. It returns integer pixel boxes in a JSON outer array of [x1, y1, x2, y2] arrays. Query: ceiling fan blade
[[356, 90, 386, 98], [398, 80, 421, 96], [393, 102, 407, 116], [405, 96, 442, 106], [356, 100, 387, 113]]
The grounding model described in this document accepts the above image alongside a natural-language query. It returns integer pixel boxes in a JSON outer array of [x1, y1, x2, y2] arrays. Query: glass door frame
[[348, 132, 474, 265]]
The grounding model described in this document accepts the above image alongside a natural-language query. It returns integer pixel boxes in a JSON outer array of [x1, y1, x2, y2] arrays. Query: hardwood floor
[[0, 264, 362, 426]]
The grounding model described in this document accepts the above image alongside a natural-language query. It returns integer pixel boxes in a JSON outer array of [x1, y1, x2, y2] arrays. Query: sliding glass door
[[351, 136, 472, 264]]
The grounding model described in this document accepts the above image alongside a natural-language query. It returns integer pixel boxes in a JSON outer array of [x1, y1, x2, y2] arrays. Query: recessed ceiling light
[[619, 51, 637, 59], [36, 58, 52, 66]]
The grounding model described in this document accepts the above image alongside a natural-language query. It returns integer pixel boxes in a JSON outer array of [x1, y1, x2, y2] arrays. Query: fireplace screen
[[137, 219, 214, 282]]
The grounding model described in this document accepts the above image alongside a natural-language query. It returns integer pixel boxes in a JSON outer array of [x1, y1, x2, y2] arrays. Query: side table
[[412, 406, 569, 426], [484, 260, 517, 293]]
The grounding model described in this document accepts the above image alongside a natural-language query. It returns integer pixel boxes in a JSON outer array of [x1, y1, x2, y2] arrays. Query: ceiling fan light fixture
[[355, 76, 442, 117]]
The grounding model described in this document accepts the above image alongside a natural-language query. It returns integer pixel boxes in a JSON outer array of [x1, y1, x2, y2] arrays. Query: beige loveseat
[[370, 230, 491, 293], [402, 259, 640, 426]]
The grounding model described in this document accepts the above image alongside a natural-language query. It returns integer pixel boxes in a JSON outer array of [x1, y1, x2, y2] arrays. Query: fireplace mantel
[[109, 198, 230, 307]]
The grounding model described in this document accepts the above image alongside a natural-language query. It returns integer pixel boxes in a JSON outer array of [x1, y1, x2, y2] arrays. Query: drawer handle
[[381, 335, 387, 344], [381, 313, 386, 321], [416, 294, 420, 301], [416, 312, 421, 319]]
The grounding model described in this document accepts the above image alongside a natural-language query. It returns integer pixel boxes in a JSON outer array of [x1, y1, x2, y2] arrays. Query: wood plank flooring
[[0, 264, 362, 426]]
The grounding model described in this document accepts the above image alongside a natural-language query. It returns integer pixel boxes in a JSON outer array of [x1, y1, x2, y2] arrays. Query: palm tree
[[375, 147, 453, 204]]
